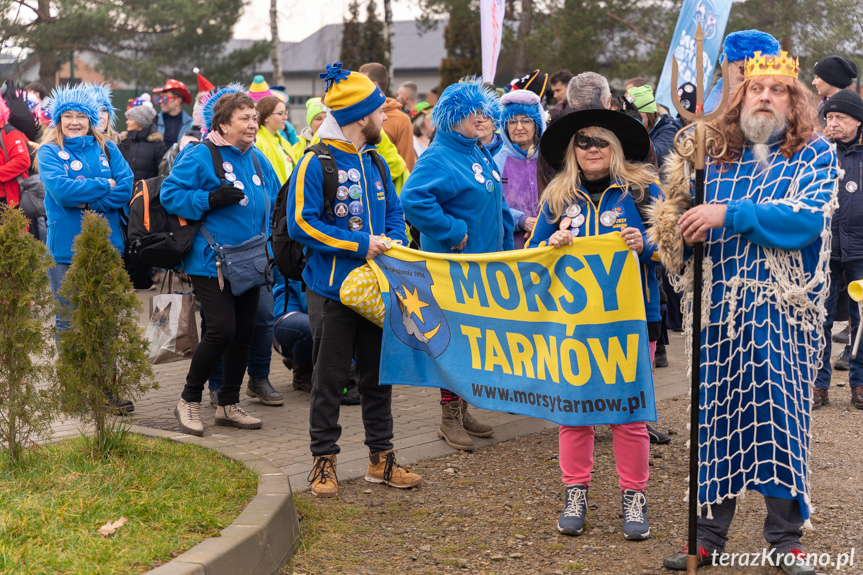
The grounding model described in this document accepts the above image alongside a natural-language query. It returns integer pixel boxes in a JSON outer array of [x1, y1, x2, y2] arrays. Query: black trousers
[[306, 289, 393, 456], [181, 276, 259, 406]]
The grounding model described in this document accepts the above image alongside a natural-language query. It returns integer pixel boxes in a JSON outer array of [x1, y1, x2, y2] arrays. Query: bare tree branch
[[605, 11, 667, 49]]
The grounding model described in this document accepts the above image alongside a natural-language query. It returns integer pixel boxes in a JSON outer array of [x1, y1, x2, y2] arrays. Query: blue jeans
[[47, 263, 72, 338], [814, 258, 863, 390], [208, 286, 274, 390], [274, 311, 313, 366]]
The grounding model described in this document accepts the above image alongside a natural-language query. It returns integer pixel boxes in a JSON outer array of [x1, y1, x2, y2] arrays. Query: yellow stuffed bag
[[340, 263, 385, 328]]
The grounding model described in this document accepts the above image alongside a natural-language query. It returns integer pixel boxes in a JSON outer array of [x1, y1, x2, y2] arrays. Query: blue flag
[[655, 0, 732, 113]]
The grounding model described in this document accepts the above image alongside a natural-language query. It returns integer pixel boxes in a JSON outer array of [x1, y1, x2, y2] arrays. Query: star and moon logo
[[383, 259, 450, 358]]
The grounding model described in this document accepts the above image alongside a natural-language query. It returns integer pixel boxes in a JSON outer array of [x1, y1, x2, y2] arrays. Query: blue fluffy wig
[[46, 84, 101, 128], [498, 89, 547, 140], [91, 82, 116, 128], [201, 83, 247, 132], [722, 29, 780, 63], [432, 78, 500, 133]]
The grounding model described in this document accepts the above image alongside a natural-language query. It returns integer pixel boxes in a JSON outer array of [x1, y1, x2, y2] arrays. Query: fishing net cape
[[647, 132, 839, 523]]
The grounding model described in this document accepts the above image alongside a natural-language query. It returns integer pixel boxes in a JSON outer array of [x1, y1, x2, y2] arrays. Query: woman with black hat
[[528, 108, 663, 542]]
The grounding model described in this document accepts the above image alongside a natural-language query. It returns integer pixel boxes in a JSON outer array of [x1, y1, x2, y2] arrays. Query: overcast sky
[[235, 0, 422, 41]]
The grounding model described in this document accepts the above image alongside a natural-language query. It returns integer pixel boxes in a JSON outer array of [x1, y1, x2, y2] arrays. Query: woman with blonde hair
[[38, 83, 134, 410], [528, 108, 663, 541]]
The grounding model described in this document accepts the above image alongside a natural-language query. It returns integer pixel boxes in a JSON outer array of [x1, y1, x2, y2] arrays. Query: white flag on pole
[[480, 0, 506, 83]]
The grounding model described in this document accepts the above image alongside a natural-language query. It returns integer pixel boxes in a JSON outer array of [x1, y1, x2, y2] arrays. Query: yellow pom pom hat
[[319, 62, 386, 126]]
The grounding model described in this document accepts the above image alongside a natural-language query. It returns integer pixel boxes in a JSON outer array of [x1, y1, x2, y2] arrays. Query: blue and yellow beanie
[[319, 62, 385, 126]]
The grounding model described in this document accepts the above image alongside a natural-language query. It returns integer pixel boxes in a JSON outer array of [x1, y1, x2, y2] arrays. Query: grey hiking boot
[[646, 424, 671, 444], [557, 483, 588, 536], [834, 346, 850, 371], [621, 489, 650, 540], [460, 401, 493, 437], [215, 403, 262, 429], [438, 401, 474, 451], [175, 399, 206, 436], [246, 377, 284, 406]]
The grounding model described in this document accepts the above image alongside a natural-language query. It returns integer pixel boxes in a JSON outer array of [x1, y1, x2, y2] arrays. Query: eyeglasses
[[473, 110, 489, 121], [153, 95, 180, 104], [61, 113, 89, 122], [575, 135, 610, 150], [506, 117, 534, 128]]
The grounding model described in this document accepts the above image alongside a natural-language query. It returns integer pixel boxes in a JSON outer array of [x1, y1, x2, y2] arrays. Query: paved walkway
[[53, 290, 709, 491]]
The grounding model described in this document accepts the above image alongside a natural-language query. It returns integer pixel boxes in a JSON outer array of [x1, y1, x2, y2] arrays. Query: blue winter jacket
[[156, 110, 193, 142], [649, 115, 683, 172], [401, 129, 515, 255], [528, 179, 664, 322], [160, 141, 280, 277], [39, 137, 133, 264], [832, 129, 863, 262], [287, 121, 408, 301]]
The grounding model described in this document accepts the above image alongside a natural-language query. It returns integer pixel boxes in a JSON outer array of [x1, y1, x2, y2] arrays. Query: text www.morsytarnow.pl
[[469, 383, 649, 416]]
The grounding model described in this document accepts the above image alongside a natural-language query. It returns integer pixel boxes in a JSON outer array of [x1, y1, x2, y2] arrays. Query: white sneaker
[[175, 399, 206, 436], [215, 403, 262, 429]]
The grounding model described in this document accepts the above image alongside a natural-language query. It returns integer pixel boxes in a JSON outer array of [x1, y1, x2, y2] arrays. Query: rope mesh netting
[[668, 136, 838, 522]]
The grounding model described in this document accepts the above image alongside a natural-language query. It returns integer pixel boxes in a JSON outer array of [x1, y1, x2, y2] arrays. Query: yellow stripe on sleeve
[[294, 152, 360, 252]]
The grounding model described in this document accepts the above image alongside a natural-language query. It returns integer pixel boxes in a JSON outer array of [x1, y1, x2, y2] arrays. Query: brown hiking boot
[[812, 388, 829, 409], [308, 455, 338, 498], [852, 386, 863, 410], [365, 450, 422, 489], [461, 401, 494, 437], [438, 401, 474, 451]]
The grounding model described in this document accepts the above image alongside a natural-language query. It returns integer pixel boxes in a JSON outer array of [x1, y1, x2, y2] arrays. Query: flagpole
[[669, 23, 729, 574]]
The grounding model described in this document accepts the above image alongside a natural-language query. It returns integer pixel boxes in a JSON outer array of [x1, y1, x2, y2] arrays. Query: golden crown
[[744, 51, 800, 79]]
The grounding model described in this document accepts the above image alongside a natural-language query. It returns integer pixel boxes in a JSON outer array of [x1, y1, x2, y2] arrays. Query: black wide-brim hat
[[540, 108, 651, 171]]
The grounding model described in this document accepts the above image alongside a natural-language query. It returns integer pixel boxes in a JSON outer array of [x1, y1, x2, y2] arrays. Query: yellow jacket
[[255, 126, 294, 185]]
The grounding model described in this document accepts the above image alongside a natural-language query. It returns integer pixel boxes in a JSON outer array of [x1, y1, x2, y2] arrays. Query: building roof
[[250, 19, 446, 76]]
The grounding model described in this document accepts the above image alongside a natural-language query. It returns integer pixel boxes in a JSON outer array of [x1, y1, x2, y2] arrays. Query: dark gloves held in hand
[[208, 184, 244, 209]]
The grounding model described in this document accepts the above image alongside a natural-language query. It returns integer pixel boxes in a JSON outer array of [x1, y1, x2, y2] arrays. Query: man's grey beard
[[741, 105, 787, 166]]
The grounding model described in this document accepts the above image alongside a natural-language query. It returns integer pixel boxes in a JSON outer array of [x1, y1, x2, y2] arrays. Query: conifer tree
[[0, 207, 58, 467], [341, 0, 365, 70], [56, 212, 155, 455]]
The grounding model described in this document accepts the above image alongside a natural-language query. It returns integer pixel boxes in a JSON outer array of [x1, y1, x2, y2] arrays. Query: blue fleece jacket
[[401, 129, 515, 255], [528, 179, 664, 322], [160, 141, 280, 277], [287, 123, 408, 301], [39, 137, 133, 264]]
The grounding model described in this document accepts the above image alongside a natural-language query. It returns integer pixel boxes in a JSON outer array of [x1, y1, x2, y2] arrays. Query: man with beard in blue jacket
[[289, 63, 422, 498]]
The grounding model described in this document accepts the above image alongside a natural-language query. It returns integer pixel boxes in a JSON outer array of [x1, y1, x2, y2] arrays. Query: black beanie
[[814, 55, 859, 89], [821, 88, 863, 122]]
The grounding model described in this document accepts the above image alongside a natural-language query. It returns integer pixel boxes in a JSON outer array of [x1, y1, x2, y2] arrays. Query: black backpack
[[270, 143, 387, 281], [126, 141, 230, 268]]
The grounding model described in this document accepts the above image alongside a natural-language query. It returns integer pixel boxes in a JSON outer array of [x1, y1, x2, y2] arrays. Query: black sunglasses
[[575, 135, 610, 150]]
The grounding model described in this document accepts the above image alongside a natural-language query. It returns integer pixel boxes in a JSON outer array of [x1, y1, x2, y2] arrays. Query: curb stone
[[131, 425, 300, 575]]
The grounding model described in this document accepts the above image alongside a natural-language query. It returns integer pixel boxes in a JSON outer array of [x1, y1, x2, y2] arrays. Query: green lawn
[[0, 434, 257, 574]]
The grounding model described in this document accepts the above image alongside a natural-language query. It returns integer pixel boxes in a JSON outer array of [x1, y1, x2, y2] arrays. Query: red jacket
[[0, 126, 32, 207]]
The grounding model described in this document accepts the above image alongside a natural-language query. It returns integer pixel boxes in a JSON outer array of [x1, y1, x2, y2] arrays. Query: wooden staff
[[668, 23, 729, 574]]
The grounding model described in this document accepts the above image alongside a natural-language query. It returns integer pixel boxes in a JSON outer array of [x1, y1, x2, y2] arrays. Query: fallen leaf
[[97, 516, 129, 537]]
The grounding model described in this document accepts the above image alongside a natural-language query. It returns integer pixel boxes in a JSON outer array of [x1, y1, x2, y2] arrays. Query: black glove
[[208, 184, 245, 209]]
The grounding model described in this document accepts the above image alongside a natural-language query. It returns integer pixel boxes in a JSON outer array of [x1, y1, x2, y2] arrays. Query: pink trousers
[[558, 341, 655, 492]]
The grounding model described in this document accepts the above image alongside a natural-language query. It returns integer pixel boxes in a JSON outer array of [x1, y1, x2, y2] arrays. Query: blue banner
[[369, 237, 657, 426], [654, 0, 732, 112]]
